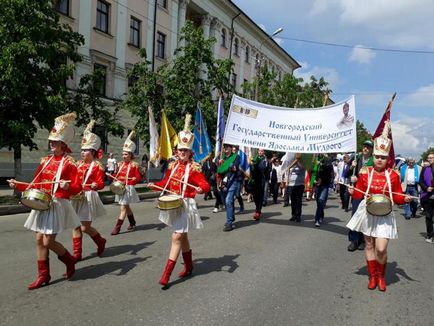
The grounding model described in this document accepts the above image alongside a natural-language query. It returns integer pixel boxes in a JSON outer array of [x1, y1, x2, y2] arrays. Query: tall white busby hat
[[81, 119, 101, 151], [177, 114, 194, 150], [373, 120, 392, 156], [48, 112, 77, 147], [123, 130, 136, 153]]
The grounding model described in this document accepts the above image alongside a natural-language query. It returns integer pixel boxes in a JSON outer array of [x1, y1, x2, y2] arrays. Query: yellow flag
[[159, 111, 178, 160]]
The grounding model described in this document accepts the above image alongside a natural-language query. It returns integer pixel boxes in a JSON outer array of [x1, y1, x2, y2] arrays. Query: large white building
[[0, 0, 301, 180]]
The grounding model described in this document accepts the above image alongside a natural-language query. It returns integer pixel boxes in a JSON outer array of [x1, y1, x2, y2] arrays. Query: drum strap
[[115, 162, 124, 180], [161, 162, 180, 196], [181, 163, 191, 198], [82, 161, 95, 187], [365, 169, 374, 198], [28, 155, 54, 190], [52, 155, 66, 195], [385, 170, 394, 205]]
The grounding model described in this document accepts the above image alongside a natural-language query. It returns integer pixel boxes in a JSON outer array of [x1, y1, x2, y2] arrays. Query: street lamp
[[255, 27, 284, 101]]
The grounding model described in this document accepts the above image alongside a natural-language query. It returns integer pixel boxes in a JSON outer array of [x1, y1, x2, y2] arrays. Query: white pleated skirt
[[346, 199, 398, 239], [71, 190, 106, 221], [159, 198, 203, 233], [24, 198, 80, 234], [115, 185, 140, 205]]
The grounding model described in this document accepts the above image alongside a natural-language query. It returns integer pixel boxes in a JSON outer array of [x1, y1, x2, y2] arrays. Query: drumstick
[[171, 177, 200, 191], [105, 173, 135, 181], [338, 182, 418, 199], [147, 184, 179, 196], [13, 180, 71, 186]]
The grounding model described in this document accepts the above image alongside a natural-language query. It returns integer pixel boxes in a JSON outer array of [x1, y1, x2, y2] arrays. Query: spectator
[[419, 151, 434, 243], [400, 157, 421, 219]]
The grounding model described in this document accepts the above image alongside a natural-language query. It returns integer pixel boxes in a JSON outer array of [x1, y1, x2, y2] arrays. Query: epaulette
[[130, 161, 138, 167], [191, 161, 202, 172], [40, 155, 51, 164], [359, 166, 370, 174], [168, 161, 176, 169], [65, 155, 77, 166], [95, 160, 104, 171]]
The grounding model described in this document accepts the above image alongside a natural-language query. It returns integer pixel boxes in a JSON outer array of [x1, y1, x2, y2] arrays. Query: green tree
[[356, 120, 372, 152], [420, 147, 434, 161], [67, 69, 125, 142], [160, 21, 234, 134], [119, 49, 162, 144], [0, 0, 83, 180]]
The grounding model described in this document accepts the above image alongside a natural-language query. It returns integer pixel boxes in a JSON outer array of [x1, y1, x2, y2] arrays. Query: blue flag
[[239, 148, 250, 175], [193, 105, 212, 162], [214, 96, 226, 158]]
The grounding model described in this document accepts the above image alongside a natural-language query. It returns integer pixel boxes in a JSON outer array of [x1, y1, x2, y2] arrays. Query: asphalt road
[[1, 192, 433, 326]]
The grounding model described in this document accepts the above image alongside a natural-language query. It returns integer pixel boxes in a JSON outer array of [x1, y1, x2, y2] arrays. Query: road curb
[[0, 191, 160, 216]]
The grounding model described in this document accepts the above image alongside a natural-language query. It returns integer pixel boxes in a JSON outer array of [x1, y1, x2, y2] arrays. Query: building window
[[156, 31, 166, 59], [234, 38, 239, 56], [56, 0, 70, 16], [221, 28, 226, 47], [245, 46, 250, 63], [96, 0, 110, 33], [93, 63, 107, 96], [129, 17, 141, 47], [157, 0, 167, 8], [231, 73, 237, 88]]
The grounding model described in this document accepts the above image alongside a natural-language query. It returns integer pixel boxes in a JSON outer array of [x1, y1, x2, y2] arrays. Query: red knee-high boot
[[178, 250, 193, 278], [91, 233, 106, 257], [159, 259, 176, 286], [377, 261, 387, 292], [28, 260, 51, 290], [72, 237, 82, 262], [366, 260, 377, 290], [111, 219, 124, 235], [58, 250, 76, 279], [127, 214, 136, 231]]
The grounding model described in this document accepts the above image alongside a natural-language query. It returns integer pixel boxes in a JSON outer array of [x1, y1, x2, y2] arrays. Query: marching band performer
[[147, 114, 210, 287], [347, 121, 411, 291], [8, 113, 81, 289], [110, 131, 142, 235], [70, 120, 107, 262]]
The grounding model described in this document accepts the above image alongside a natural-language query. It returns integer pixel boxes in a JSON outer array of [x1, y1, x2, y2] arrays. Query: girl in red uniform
[[8, 113, 81, 289], [111, 131, 142, 235], [148, 114, 210, 287], [347, 121, 411, 291], [70, 120, 107, 261]]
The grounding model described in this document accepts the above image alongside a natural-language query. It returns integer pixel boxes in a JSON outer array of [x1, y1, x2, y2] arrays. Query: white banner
[[223, 95, 356, 153]]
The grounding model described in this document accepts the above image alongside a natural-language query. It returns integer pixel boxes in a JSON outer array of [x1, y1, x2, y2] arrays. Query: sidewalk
[[0, 184, 159, 216]]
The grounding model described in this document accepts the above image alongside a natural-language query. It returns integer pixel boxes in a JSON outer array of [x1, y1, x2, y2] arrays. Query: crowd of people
[[6, 112, 433, 293]]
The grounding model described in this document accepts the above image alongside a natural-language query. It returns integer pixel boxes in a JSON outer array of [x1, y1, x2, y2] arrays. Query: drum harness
[[161, 162, 190, 199], [79, 161, 95, 191], [366, 169, 394, 206], [26, 154, 66, 197], [115, 162, 130, 186]]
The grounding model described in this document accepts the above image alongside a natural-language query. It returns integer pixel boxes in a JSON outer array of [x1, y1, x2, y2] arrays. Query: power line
[[279, 36, 434, 54]]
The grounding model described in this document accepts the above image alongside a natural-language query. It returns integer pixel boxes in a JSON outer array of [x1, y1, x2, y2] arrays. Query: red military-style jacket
[[115, 161, 141, 186], [76, 160, 105, 191], [154, 160, 210, 198], [352, 166, 406, 205], [16, 154, 81, 199]]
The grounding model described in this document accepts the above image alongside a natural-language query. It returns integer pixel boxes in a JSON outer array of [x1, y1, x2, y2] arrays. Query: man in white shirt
[[400, 157, 421, 219]]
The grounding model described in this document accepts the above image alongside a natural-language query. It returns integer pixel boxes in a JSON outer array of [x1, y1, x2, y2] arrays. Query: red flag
[[373, 93, 396, 168]]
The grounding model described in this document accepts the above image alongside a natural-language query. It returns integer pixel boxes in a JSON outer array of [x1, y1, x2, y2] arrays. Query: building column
[[199, 14, 212, 80], [210, 18, 221, 58], [114, 0, 127, 98], [177, 0, 188, 47], [146, 0, 156, 60], [170, 0, 179, 57]]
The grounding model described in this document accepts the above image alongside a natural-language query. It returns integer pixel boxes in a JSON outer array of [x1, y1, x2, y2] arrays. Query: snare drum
[[366, 194, 392, 216], [158, 194, 183, 210], [21, 189, 52, 211], [110, 181, 126, 195]]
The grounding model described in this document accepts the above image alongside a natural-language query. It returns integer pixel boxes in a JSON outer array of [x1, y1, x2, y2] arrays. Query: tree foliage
[[121, 21, 234, 145], [420, 147, 434, 161], [68, 69, 124, 141], [0, 0, 83, 152], [356, 120, 372, 152]]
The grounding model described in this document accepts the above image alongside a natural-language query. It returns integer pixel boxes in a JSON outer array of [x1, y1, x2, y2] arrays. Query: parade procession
[[1, 1, 434, 325]]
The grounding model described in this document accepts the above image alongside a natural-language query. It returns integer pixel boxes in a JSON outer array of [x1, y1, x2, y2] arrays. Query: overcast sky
[[233, 0, 434, 158]]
